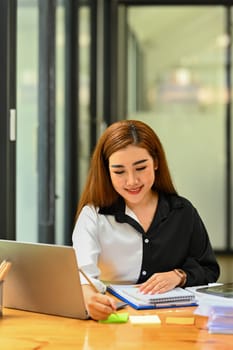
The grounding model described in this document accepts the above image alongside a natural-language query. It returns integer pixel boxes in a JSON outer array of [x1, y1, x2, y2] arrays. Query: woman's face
[[108, 145, 157, 207]]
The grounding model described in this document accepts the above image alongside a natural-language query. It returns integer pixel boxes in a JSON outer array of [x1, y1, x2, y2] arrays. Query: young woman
[[72, 119, 220, 320]]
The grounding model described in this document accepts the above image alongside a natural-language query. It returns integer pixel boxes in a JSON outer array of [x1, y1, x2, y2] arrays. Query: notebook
[[107, 284, 197, 310], [0, 239, 88, 319]]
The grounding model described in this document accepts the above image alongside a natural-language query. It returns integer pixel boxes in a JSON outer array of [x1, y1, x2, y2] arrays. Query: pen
[[0, 260, 7, 272], [78, 267, 100, 293], [79, 268, 119, 314], [0, 261, 12, 281]]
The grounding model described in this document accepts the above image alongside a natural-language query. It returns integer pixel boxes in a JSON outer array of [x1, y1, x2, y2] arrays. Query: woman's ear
[[154, 158, 158, 170]]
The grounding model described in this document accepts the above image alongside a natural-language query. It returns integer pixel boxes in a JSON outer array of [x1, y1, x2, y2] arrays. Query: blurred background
[[0, 0, 232, 282]]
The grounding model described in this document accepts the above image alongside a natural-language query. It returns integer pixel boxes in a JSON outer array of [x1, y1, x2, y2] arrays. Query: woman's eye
[[114, 170, 124, 175], [136, 166, 146, 171]]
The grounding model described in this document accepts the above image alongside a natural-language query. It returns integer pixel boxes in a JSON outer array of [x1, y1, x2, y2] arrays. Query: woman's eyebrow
[[110, 159, 148, 168], [133, 159, 148, 166], [110, 164, 124, 168]]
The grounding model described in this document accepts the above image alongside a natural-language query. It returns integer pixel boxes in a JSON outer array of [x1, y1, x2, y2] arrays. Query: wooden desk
[[0, 306, 233, 349]]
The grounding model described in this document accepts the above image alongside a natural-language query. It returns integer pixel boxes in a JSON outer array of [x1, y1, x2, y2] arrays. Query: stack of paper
[[207, 306, 233, 334], [190, 283, 233, 334], [192, 283, 233, 317]]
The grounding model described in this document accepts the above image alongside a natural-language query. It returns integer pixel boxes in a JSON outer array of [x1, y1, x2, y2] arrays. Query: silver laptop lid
[[0, 240, 88, 319]]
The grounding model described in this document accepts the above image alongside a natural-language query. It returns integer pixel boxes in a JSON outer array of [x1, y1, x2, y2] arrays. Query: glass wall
[[78, 6, 91, 193], [17, 0, 68, 244], [17, 0, 39, 242], [126, 7, 227, 250], [16, 0, 92, 244], [55, 2, 66, 244]]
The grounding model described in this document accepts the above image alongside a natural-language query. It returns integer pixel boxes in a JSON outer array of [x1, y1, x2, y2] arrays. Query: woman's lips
[[125, 187, 142, 194]]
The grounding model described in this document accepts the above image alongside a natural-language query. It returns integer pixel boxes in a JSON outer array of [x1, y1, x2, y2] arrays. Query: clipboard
[[107, 284, 197, 310]]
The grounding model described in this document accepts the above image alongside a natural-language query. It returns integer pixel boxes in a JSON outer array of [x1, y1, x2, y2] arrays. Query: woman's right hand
[[82, 285, 117, 321]]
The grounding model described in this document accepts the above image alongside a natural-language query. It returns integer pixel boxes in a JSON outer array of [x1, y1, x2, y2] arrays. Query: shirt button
[[142, 270, 147, 276], [144, 238, 149, 243]]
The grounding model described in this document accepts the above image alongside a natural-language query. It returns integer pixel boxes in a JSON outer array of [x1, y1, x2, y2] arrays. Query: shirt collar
[[98, 192, 184, 221]]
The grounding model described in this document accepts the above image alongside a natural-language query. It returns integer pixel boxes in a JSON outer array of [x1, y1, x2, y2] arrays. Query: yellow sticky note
[[165, 317, 195, 325]]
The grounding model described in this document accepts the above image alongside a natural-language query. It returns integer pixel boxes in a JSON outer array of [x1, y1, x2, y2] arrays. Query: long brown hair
[[76, 120, 177, 218]]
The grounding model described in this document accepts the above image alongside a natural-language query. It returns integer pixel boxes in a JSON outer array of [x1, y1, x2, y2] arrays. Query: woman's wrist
[[173, 269, 187, 287]]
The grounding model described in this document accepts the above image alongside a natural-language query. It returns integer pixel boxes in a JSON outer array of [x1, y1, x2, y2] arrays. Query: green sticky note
[[99, 312, 129, 324]]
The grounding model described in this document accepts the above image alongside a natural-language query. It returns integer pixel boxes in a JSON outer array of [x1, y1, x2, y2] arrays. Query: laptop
[[0, 239, 88, 319]]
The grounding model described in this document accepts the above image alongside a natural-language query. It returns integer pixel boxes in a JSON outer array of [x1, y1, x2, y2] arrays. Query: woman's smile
[[125, 186, 143, 194]]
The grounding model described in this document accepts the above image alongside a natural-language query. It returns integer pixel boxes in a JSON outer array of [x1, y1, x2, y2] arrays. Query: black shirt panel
[[99, 193, 220, 286]]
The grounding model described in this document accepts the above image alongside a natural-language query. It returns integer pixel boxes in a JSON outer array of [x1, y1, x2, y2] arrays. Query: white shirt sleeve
[[72, 205, 106, 292], [72, 204, 142, 288]]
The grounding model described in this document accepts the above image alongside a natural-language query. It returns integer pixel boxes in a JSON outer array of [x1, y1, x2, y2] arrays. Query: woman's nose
[[126, 172, 139, 186]]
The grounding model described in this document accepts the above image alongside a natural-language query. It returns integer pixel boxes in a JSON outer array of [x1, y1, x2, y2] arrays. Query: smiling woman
[[108, 145, 158, 230], [72, 119, 220, 321]]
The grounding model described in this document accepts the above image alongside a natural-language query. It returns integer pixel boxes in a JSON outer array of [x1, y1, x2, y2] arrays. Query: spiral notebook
[[107, 284, 197, 310]]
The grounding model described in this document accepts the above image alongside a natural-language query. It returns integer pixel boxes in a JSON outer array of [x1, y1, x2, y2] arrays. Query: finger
[[141, 278, 169, 295], [150, 281, 169, 294], [88, 299, 115, 320], [139, 275, 157, 290], [90, 308, 111, 321], [98, 295, 116, 310], [139, 275, 160, 294], [94, 295, 116, 313]]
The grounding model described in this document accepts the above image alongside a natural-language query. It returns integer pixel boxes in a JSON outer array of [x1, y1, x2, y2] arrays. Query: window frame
[[0, 0, 17, 240]]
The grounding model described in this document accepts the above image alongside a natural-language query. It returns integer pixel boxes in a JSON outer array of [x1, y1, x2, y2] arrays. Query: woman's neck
[[126, 192, 159, 232]]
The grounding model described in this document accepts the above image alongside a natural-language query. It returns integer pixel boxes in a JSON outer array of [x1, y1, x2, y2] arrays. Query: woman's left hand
[[139, 271, 181, 295]]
